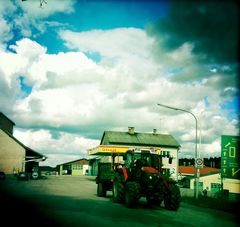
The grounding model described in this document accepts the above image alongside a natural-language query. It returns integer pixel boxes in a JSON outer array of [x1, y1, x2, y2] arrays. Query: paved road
[[0, 175, 238, 227]]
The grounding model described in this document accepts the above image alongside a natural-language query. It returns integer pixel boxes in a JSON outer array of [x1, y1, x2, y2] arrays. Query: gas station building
[[88, 127, 180, 180]]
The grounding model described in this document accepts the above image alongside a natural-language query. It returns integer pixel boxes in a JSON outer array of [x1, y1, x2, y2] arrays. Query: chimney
[[153, 128, 157, 135], [128, 127, 135, 135]]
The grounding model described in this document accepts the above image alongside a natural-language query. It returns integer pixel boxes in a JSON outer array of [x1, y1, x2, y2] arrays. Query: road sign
[[221, 135, 240, 179], [195, 158, 203, 169]]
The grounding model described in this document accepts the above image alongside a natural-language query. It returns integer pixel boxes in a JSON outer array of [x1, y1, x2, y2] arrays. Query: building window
[[162, 151, 170, 157], [72, 165, 83, 170]]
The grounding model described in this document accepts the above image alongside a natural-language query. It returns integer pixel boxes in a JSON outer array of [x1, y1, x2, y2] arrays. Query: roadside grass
[[181, 194, 240, 214]]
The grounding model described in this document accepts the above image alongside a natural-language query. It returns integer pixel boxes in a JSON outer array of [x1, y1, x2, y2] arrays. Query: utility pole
[[157, 103, 199, 199]]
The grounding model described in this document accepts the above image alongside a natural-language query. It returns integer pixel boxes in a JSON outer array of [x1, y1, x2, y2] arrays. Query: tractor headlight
[[149, 176, 152, 180]]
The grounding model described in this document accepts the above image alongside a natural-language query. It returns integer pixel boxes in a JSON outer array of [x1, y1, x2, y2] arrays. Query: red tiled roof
[[179, 166, 220, 175]]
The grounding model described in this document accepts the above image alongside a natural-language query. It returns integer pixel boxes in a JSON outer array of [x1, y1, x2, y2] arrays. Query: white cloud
[[10, 38, 47, 59], [0, 52, 27, 85], [13, 128, 99, 167], [60, 28, 154, 60], [0, 38, 45, 104], [0, 1, 238, 168], [0, 27, 238, 166], [0, 0, 16, 13], [0, 2, 16, 48], [19, 0, 75, 18], [0, 0, 76, 45], [16, 0, 75, 37], [60, 28, 165, 83], [0, 18, 12, 45]]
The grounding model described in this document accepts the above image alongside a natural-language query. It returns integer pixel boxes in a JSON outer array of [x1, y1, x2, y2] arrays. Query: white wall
[[189, 174, 240, 194], [200, 174, 221, 190], [83, 164, 89, 175], [222, 178, 240, 193], [161, 148, 179, 181]]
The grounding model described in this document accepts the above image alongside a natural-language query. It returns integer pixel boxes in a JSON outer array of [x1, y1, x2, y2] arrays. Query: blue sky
[[0, 0, 239, 166], [26, 1, 168, 54]]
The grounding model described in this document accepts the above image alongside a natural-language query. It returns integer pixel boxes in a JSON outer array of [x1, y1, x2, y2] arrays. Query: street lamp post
[[157, 103, 199, 199]]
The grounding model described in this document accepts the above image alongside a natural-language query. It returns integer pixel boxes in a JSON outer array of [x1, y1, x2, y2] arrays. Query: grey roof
[[100, 131, 180, 148], [0, 112, 15, 125]]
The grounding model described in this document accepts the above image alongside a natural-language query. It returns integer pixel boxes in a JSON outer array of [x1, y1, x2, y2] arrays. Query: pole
[[157, 103, 199, 199]]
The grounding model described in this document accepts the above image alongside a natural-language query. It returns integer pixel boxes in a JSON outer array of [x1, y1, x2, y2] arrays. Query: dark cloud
[[147, 0, 239, 64], [205, 73, 240, 98]]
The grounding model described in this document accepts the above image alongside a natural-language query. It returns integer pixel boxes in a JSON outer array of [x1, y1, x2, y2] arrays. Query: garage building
[[57, 158, 89, 176], [0, 112, 46, 176]]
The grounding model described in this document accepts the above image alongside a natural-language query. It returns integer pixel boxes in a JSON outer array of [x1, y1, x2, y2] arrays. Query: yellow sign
[[87, 145, 130, 156], [99, 145, 129, 153], [87, 145, 161, 156]]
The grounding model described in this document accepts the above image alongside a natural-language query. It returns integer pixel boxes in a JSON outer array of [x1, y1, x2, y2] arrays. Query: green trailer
[[96, 162, 115, 196]]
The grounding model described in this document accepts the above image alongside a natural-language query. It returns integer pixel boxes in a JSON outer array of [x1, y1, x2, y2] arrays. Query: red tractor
[[96, 148, 181, 210]]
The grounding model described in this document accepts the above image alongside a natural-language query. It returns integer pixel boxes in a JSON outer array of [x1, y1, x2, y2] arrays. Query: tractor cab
[[124, 148, 168, 174]]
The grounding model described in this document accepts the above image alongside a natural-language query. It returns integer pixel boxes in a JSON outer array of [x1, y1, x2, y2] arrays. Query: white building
[[88, 127, 180, 179]]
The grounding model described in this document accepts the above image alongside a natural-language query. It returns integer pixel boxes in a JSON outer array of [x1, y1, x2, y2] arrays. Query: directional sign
[[221, 135, 240, 179]]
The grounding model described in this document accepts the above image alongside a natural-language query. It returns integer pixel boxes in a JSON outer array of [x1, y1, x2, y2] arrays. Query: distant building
[[88, 127, 180, 179], [179, 166, 221, 193], [56, 158, 89, 176], [179, 159, 240, 195], [0, 112, 46, 176]]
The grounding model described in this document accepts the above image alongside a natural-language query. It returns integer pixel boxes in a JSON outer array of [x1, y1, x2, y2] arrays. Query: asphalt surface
[[0, 175, 238, 227]]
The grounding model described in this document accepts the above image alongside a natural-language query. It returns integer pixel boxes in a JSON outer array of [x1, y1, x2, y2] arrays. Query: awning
[[87, 145, 161, 156], [25, 147, 47, 162], [87, 145, 130, 156]]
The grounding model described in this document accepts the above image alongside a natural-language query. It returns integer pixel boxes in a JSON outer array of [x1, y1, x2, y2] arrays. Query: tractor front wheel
[[113, 178, 124, 203], [164, 184, 181, 211], [125, 182, 140, 208]]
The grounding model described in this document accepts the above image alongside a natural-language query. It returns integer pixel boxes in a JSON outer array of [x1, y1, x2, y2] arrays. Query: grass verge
[[181, 194, 240, 214]]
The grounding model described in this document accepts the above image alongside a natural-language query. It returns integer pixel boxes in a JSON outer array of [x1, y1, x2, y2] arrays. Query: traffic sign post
[[195, 158, 203, 198]]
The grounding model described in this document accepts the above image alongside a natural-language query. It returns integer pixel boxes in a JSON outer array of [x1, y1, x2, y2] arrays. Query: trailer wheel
[[32, 171, 39, 180], [97, 183, 106, 197], [164, 184, 181, 211], [125, 182, 140, 208], [113, 178, 124, 203]]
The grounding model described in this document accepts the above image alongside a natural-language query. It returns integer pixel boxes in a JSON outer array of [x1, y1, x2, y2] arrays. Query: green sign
[[221, 135, 240, 179]]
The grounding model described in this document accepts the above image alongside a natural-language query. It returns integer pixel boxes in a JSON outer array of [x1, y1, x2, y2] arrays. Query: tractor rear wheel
[[164, 184, 181, 211], [125, 182, 140, 208]]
